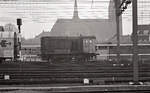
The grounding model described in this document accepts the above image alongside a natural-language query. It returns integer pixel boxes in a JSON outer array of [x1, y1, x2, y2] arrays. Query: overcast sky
[[0, 0, 150, 39]]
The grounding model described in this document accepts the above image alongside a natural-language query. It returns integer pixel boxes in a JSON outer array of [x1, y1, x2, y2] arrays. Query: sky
[[0, 0, 150, 39]]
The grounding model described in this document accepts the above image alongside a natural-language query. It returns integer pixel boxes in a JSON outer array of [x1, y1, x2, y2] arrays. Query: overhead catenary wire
[[0, 0, 149, 24]]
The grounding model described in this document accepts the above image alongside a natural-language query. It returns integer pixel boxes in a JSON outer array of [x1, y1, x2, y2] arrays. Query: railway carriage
[[0, 31, 21, 62]]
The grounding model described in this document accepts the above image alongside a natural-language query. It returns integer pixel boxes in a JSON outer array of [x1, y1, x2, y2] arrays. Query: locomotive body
[[41, 36, 96, 62]]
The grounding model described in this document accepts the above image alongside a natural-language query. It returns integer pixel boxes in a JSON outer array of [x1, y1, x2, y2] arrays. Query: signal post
[[132, 0, 139, 84]]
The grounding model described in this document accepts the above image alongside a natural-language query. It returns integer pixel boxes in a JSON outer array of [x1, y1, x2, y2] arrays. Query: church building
[[50, 0, 122, 42]]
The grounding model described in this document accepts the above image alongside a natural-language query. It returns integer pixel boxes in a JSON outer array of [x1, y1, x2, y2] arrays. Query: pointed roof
[[73, 0, 79, 19], [35, 31, 52, 39]]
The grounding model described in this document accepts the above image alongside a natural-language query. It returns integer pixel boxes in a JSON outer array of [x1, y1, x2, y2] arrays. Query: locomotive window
[[143, 30, 149, 35], [138, 30, 143, 35], [85, 40, 88, 43], [89, 40, 92, 43], [98, 46, 109, 49], [71, 40, 78, 51]]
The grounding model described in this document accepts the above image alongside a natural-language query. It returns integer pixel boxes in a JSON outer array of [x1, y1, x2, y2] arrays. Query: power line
[[0, 0, 150, 24]]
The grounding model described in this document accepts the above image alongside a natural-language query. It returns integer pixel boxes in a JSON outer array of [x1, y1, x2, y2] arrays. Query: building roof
[[22, 38, 40, 45], [35, 31, 52, 39], [108, 35, 132, 44], [106, 35, 150, 44], [41, 36, 96, 39]]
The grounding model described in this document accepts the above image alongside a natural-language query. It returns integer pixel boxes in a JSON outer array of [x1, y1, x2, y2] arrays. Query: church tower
[[108, 0, 116, 20], [108, 0, 122, 35]]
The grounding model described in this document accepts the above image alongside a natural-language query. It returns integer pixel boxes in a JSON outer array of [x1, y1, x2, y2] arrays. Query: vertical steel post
[[132, 0, 139, 83], [115, 0, 121, 63], [17, 18, 22, 61], [14, 32, 17, 62]]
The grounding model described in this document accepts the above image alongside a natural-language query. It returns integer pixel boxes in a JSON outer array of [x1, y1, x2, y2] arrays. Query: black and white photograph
[[0, 0, 150, 93]]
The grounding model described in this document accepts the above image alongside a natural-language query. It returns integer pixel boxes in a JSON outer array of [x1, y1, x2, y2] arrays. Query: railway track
[[0, 61, 150, 85]]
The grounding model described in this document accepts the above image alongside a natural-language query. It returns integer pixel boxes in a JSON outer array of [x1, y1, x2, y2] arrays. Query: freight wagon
[[0, 31, 21, 62], [41, 36, 97, 62]]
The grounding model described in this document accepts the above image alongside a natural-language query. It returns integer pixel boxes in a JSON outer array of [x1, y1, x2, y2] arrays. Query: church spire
[[73, 0, 79, 19]]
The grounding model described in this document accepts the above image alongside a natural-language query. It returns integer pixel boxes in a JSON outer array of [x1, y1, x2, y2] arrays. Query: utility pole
[[14, 32, 17, 62], [132, 0, 139, 84]]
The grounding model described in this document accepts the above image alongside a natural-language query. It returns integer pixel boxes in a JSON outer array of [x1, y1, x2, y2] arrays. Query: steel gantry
[[115, 0, 140, 84]]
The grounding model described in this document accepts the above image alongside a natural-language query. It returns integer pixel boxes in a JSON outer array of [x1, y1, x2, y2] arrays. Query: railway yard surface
[[1, 84, 150, 93], [0, 61, 150, 92]]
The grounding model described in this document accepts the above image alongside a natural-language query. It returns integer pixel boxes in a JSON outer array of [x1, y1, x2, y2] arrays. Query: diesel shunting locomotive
[[41, 36, 97, 62]]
